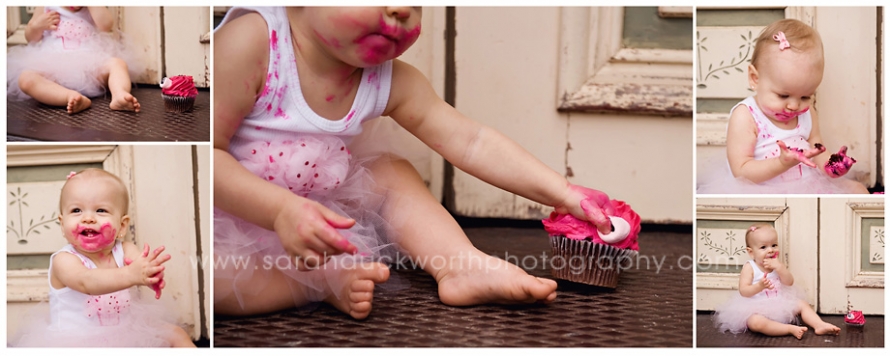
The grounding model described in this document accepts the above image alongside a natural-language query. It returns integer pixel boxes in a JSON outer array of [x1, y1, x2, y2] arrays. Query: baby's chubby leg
[[164, 323, 196, 347], [17, 70, 91, 114], [101, 57, 140, 112], [747, 314, 807, 339], [369, 155, 557, 305], [798, 300, 840, 335], [214, 255, 389, 319]]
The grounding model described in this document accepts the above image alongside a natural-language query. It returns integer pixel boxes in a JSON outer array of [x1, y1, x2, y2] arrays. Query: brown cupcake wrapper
[[162, 94, 196, 113], [549, 235, 639, 288]]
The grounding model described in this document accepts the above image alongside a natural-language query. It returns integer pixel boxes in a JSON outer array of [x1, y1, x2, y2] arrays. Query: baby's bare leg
[[101, 57, 140, 112], [165, 323, 196, 347], [17, 70, 91, 114], [214, 256, 388, 319], [369, 155, 557, 306], [798, 300, 840, 335], [747, 314, 807, 339]]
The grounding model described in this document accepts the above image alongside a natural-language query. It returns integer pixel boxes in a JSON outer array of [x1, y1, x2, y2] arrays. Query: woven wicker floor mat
[[7, 86, 209, 142], [214, 228, 693, 347], [697, 312, 884, 347]]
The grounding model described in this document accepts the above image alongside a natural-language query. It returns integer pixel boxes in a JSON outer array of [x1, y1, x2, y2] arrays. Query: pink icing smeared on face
[[353, 15, 421, 65], [74, 222, 117, 252], [767, 107, 809, 122], [542, 200, 641, 250]]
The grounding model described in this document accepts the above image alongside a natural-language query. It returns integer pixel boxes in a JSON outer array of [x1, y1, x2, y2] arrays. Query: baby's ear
[[747, 64, 759, 88], [119, 215, 131, 239]]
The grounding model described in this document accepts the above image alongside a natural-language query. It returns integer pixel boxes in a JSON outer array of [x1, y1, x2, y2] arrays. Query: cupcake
[[542, 199, 640, 288], [160, 75, 198, 112]]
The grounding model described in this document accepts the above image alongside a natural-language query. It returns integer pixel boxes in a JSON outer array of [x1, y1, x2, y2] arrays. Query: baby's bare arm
[[737, 263, 765, 297], [726, 105, 798, 183], [384, 59, 571, 207], [51, 252, 152, 295], [25, 7, 55, 43], [87, 7, 115, 33]]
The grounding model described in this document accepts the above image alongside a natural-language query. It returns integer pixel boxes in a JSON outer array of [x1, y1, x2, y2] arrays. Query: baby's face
[[749, 48, 823, 123], [746, 229, 780, 267], [301, 7, 422, 66], [59, 176, 129, 254]]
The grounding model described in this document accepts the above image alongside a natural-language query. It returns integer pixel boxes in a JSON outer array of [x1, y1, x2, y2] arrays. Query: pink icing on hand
[[824, 146, 856, 178], [542, 199, 641, 251], [777, 140, 823, 168], [74, 223, 116, 252]]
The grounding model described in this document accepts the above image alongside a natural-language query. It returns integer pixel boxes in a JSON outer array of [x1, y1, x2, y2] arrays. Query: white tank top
[[732, 96, 814, 181], [215, 7, 393, 161], [48, 241, 131, 330], [42, 6, 98, 50]]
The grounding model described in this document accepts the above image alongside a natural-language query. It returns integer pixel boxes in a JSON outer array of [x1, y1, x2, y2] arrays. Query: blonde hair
[[60, 168, 130, 214], [745, 223, 775, 247], [750, 19, 823, 68]]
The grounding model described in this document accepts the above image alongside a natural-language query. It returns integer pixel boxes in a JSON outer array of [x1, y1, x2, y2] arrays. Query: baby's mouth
[[78, 227, 99, 238]]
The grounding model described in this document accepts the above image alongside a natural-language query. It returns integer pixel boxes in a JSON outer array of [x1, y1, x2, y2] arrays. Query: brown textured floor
[[7, 86, 209, 142], [214, 226, 692, 347], [697, 311, 884, 347]]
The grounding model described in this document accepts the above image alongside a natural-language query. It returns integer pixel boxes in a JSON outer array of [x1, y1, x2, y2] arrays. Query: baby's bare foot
[[322, 262, 389, 320], [110, 92, 140, 112], [66, 91, 91, 114], [814, 321, 840, 335], [789, 325, 807, 339], [436, 252, 557, 306]]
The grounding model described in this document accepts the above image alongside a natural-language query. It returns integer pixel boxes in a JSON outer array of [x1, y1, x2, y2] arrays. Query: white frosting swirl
[[598, 216, 631, 244]]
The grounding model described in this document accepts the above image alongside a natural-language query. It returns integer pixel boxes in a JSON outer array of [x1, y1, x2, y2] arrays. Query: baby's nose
[[386, 7, 412, 20], [786, 100, 800, 111]]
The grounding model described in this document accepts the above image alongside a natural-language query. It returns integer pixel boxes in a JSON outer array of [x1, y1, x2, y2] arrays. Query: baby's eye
[[801, 96, 811, 100], [97, 208, 108, 213], [70, 208, 81, 213], [778, 94, 789, 99]]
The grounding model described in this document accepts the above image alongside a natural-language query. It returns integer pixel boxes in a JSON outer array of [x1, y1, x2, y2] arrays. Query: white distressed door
[[696, 7, 881, 189], [696, 197, 818, 311], [819, 198, 884, 314], [450, 7, 693, 223], [6, 145, 210, 341]]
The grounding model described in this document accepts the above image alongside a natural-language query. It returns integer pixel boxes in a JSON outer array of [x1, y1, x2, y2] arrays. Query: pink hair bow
[[66, 171, 77, 179], [773, 31, 790, 50], [748, 226, 758, 232]]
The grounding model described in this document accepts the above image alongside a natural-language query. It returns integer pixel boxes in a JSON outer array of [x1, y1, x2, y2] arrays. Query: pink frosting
[[161, 75, 198, 97], [542, 200, 640, 251]]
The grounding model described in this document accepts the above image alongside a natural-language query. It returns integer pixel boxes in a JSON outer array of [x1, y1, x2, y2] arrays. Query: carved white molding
[[848, 202, 884, 288]]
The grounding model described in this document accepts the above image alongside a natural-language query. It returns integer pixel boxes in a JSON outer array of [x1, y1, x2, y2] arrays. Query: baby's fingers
[[580, 199, 610, 234], [148, 245, 166, 260], [315, 222, 357, 255]]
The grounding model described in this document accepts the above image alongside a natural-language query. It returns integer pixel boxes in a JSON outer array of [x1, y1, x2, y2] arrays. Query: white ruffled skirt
[[712, 283, 807, 334], [9, 287, 182, 347], [7, 32, 145, 100], [697, 156, 862, 194], [214, 134, 403, 311]]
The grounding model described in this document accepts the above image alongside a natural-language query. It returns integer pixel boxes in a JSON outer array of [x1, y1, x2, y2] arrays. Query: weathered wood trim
[[558, 8, 692, 117], [7, 145, 116, 167], [7, 270, 49, 303], [658, 6, 693, 19]]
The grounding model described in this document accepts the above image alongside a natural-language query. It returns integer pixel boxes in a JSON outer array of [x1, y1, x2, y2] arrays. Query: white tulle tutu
[[713, 283, 807, 334], [697, 156, 862, 194], [9, 287, 182, 347], [214, 134, 403, 310], [7, 32, 144, 100]]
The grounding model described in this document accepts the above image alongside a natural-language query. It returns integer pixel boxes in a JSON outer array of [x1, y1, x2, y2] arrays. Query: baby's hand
[[124, 244, 169, 299], [759, 273, 775, 291], [762, 252, 784, 272], [124, 243, 170, 293], [554, 184, 613, 234], [274, 197, 358, 270], [777, 140, 825, 168], [34, 10, 61, 31], [824, 146, 857, 178]]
